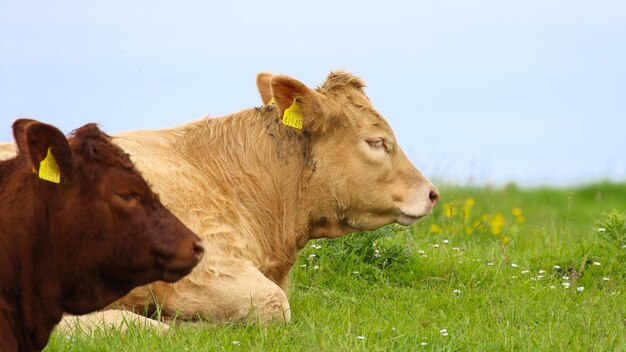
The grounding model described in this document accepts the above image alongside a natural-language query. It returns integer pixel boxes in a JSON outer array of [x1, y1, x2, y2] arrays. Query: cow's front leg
[[153, 257, 291, 324]]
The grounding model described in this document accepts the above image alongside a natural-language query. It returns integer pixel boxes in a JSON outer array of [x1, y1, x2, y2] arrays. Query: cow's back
[[0, 142, 16, 161]]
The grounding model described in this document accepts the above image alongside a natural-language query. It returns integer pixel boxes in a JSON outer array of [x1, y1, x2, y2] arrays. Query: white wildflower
[[433, 244, 440, 248], [308, 254, 316, 258], [374, 249, 381, 258], [553, 265, 561, 269], [563, 282, 571, 289], [440, 328, 449, 337], [521, 270, 530, 274], [577, 286, 584, 292], [356, 336, 366, 340], [603, 277, 610, 281], [487, 262, 494, 266], [593, 261, 601, 266], [597, 227, 606, 232], [442, 239, 449, 244], [420, 342, 428, 346], [511, 263, 518, 268], [453, 289, 461, 294], [232, 341, 241, 346], [538, 269, 546, 274], [313, 265, 320, 270]]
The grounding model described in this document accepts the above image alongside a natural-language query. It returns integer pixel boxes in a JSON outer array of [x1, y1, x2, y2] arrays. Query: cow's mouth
[[397, 212, 424, 226], [161, 266, 195, 282], [154, 240, 204, 282]]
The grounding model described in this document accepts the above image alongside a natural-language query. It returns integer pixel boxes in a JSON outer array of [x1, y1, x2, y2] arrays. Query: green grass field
[[45, 182, 626, 351]]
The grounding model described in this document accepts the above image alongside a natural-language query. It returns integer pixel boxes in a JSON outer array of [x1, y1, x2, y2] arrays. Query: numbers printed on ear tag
[[282, 98, 303, 129], [38, 147, 61, 183]]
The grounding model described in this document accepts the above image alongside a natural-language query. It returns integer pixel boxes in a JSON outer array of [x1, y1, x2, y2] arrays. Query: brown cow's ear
[[270, 75, 332, 134], [13, 119, 72, 182], [13, 119, 36, 151], [256, 72, 273, 105]]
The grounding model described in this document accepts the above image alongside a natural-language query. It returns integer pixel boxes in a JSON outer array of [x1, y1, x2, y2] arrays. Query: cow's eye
[[366, 138, 389, 153], [117, 192, 138, 202]]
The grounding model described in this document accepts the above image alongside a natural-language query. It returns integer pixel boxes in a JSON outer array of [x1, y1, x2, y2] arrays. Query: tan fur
[[57, 310, 170, 336], [2, 71, 437, 328], [0, 143, 16, 161]]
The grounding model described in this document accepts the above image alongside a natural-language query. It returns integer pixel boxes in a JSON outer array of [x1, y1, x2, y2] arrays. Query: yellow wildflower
[[430, 224, 443, 234], [511, 207, 526, 223], [489, 212, 506, 235], [462, 198, 475, 219], [443, 203, 458, 218]]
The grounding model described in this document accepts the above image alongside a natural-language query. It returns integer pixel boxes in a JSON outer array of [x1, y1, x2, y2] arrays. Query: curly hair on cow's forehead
[[317, 70, 367, 93], [68, 124, 134, 169]]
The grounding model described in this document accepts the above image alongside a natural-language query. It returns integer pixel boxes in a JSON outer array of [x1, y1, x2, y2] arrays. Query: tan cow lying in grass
[[4, 71, 438, 330]]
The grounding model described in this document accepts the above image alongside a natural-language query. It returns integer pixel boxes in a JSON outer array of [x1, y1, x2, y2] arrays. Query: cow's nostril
[[193, 240, 205, 259], [429, 188, 439, 205]]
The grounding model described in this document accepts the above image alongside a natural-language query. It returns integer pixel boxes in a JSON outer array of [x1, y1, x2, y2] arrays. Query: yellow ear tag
[[266, 98, 275, 106], [38, 147, 61, 184], [282, 99, 303, 129]]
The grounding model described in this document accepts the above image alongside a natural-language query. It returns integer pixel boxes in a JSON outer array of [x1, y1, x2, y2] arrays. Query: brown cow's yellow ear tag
[[282, 98, 303, 129], [266, 98, 275, 106], [38, 147, 61, 183]]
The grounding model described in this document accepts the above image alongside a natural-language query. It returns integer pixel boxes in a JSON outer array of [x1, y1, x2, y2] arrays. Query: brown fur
[[0, 120, 203, 351]]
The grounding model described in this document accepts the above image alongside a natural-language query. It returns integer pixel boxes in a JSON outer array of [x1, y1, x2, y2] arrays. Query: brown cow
[[0, 119, 204, 351]]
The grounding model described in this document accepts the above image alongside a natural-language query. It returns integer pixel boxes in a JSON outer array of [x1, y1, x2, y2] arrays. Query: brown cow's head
[[257, 71, 438, 238], [12, 119, 204, 314]]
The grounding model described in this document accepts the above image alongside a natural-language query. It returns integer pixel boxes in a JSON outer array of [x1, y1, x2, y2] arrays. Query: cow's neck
[[173, 108, 315, 283], [0, 172, 63, 351]]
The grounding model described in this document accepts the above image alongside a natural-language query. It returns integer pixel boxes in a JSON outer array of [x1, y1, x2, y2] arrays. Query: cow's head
[[12, 119, 204, 313], [257, 71, 438, 238]]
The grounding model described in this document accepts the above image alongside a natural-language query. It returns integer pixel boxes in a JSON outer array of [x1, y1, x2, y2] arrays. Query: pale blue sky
[[1, 0, 625, 185]]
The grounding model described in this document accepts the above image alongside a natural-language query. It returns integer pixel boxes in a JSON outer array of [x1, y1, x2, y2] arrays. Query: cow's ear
[[270, 75, 332, 134], [256, 72, 273, 105], [13, 119, 72, 182]]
